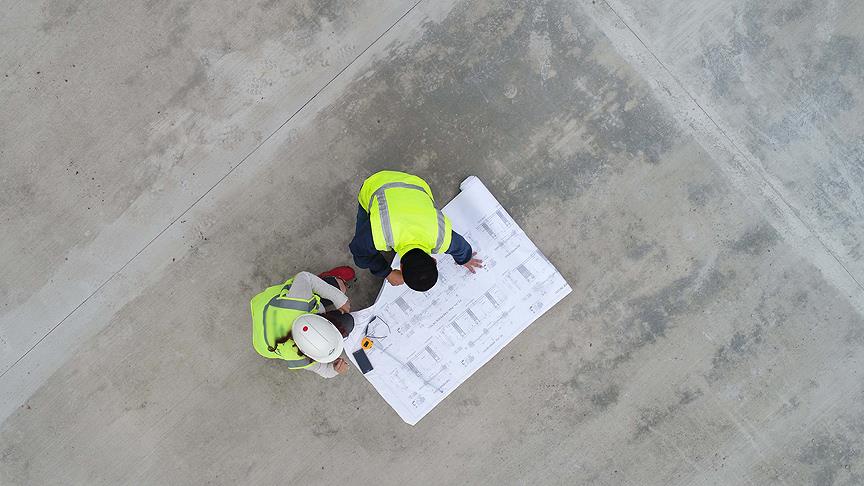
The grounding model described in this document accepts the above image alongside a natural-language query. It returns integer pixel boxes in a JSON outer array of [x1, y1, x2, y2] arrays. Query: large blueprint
[[345, 176, 571, 425]]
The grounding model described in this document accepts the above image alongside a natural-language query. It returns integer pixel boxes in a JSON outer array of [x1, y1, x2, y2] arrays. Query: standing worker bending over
[[349, 170, 482, 291], [251, 268, 356, 378]]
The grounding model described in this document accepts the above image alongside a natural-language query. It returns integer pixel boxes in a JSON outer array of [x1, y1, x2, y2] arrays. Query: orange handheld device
[[361, 337, 374, 350]]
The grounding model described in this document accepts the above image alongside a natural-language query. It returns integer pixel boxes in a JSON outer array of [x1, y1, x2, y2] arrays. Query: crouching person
[[251, 267, 356, 378]]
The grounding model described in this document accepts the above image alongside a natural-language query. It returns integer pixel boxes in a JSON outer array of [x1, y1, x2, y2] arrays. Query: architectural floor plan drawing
[[346, 176, 572, 425]]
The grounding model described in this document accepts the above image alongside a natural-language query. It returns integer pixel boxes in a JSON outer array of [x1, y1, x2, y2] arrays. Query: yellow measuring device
[[361, 316, 391, 351]]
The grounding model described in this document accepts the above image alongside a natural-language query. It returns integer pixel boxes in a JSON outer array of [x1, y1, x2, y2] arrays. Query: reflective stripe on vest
[[261, 297, 316, 352], [368, 182, 448, 253], [280, 356, 313, 368], [261, 279, 318, 352], [432, 207, 446, 254], [260, 281, 317, 357], [268, 295, 317, 311]]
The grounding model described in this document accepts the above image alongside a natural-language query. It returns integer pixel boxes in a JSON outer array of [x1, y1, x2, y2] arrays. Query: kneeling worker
[[251, 267, 356, 378], [349, 170, 483, 292]]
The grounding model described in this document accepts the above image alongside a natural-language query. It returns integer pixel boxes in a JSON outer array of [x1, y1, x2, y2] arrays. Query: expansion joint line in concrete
[[600, 0, 864, 295], [0, 0, 427, 380]]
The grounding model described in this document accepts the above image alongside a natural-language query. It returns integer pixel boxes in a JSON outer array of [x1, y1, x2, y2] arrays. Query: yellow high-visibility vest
[[250, 277, 322, 369], [358, 170, 453, 256]]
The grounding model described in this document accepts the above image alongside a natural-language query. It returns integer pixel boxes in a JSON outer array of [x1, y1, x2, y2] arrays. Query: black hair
[[401, 248, 438, 292], [322, 311, 355, 337]]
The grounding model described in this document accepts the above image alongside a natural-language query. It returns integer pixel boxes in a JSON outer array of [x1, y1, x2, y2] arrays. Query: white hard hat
[[292, 314, 344, 363]]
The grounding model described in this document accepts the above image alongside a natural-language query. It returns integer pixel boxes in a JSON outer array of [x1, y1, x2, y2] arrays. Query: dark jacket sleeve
[[348, 204, 393, 278], [446, 230, 473, 265]]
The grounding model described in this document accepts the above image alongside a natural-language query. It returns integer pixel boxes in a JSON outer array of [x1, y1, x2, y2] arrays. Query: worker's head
[[401, 248, 438, 292], [292, 314, 344, 363]]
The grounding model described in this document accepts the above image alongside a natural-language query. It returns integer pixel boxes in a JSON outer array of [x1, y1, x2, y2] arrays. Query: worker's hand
[[462, 252, 484, 274], [338, 300, 351, 314], [333, 357, 349, 375], [386, 269, 405, 286]]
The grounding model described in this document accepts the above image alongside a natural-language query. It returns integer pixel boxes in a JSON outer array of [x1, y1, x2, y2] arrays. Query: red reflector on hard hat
[[303, 326, 309, 331]]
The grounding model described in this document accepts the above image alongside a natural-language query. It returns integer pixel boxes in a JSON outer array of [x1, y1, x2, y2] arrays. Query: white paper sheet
[[346, 176, 571, 425]]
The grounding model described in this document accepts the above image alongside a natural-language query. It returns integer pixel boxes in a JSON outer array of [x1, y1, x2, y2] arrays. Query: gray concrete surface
[[1, 0, 862, 484]]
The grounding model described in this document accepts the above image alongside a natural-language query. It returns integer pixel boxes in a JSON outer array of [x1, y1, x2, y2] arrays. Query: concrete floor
[[1, 0, 862, 484]]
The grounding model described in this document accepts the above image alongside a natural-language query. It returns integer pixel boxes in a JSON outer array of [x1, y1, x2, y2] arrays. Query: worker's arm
[[446, 230, 473, 265], [287, 272, 348, 309], [348, 204, 393, 278], [305, 361, 340, 378], [304, 358, 349, 378]]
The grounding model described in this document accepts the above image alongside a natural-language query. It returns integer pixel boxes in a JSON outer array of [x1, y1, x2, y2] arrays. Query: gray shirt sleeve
[[286, 271, 349, 309], [305, 361, 340, 378]]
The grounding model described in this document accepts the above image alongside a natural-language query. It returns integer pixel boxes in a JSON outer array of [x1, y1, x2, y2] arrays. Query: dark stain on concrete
[[548, 336, 577, 356], [633, 406, 668, 439], [728, 223, 779, 256], [797, 432, 862, 486], [311, 417, 339, 438], [258, 0, 344, 25], [316, 0, 677, 222], [624, 240, 656, 260], [0, 442, 31, 479], [772, 0, 814, 24], [763, 35, 863, 148], [625, 268, 703, 345], [778, 395, 802, 417], [166, 60, 209, 107], [453, 397, 483, 418], [143, 0, 196, 61], [551, 259, 731, 428], [563, 259, 734, 389], [752, 290, 791, 330], [687, 182, 716, 208], [245, 0, 353, 52], [700, 43, 739, 98], [568, 267, 735, 394], [590, 384, 620, 411], [676, 387, 703, 406], [708, 327, 764, 381], [40, 0, 80, 32], [633, 386, 703, 440], [688, 0, 864, 287], [700, 2, 864, 150], [843, 311, 864, 348]]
